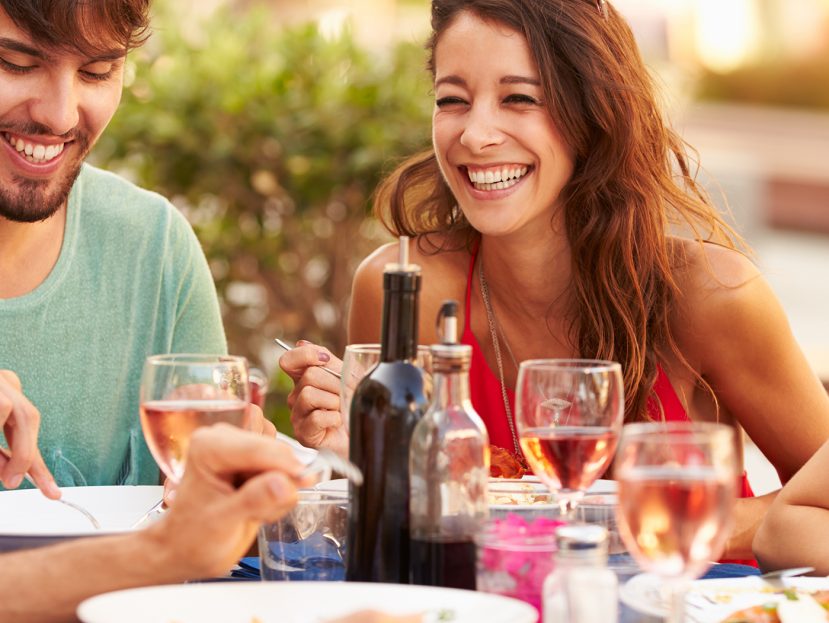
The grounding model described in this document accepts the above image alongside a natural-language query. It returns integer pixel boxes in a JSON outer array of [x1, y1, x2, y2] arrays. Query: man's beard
[[0, 166, 83, 223], [0, 123, 89, 223]]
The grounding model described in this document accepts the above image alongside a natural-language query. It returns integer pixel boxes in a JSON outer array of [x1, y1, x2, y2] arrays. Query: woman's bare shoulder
[[672, 238, 760, 294], [670, 238, 784, 361]]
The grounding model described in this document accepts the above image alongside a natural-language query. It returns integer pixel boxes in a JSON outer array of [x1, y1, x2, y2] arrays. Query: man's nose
[[27, 74, 80, 137]]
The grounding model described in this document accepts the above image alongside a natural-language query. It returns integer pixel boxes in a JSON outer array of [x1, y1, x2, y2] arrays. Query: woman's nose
[[459, 105, 505, 152]]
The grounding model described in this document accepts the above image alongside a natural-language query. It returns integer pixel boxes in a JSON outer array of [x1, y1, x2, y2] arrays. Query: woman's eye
[[504, 93, 542, 106], [435, 96, 467, 108]]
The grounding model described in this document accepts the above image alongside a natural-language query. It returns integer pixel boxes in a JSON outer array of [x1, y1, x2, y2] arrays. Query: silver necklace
[[478, 259, 522, 455]]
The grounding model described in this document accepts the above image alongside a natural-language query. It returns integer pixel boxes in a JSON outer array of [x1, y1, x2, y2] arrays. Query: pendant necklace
[[478, 258, 522, 456]]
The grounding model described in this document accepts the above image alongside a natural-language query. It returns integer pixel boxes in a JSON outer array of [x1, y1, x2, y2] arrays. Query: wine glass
[[615, 421, 738, 623], [515, 359, 624, 519], [139, 354, 251, 483], [340, 344, 431, 434]]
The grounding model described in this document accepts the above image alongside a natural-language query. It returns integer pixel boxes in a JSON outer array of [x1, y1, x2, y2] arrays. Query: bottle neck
[[432, 367, 471, 409], [380, 275, 420, 362]]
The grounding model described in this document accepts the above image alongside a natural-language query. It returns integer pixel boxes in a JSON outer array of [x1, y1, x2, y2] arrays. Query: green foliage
[[91, 4, 433, 431]]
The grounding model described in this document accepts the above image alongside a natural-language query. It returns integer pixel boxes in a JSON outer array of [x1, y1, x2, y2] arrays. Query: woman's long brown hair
[[374, 0, 746, 422]]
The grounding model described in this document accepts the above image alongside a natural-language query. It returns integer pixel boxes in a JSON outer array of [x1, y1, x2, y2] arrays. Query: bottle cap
[[554, 524, 609, 554], [384, 236, 421, 292], [432, 300, 471, 369]]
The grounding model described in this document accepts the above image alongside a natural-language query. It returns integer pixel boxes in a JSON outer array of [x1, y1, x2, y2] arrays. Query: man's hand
[[247, 403, 277, 438], [0, 371, 60, 499], [146, 424, 311, 579]]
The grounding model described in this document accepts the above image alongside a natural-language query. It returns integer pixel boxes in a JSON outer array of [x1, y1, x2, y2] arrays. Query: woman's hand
[[0, 370, 60, 499], [278, 341, 349, 458]]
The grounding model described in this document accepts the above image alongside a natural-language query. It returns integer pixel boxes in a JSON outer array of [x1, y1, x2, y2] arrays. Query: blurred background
[[90, 0, 829, 490]]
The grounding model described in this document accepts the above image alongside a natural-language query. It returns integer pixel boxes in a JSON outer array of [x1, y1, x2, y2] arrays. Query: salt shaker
[[543, 524, 618, 623]]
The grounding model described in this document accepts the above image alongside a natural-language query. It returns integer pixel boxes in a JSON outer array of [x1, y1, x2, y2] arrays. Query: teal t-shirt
[[0, 164, 227, 487]]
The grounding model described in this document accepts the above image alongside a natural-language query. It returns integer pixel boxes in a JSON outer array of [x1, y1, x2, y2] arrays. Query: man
[[0, 424, 307, 623], [0, 0, 232, 491]]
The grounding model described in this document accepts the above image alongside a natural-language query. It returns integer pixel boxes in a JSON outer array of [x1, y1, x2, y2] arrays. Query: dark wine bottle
[[409, 300, 489, 589], [346, 236, 429, 583]]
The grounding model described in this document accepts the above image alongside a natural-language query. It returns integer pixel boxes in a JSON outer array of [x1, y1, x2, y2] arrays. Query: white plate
[[621, 573, 829, 622], [0, 485, 162, 551], [77, 580, 538, 623], [316, 477, 617, 499]]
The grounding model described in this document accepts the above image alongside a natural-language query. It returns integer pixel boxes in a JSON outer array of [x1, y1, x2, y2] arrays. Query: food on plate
[[487, 481, 551, 506], [720, 589, 829, 622], [489, 446, 529, 478]]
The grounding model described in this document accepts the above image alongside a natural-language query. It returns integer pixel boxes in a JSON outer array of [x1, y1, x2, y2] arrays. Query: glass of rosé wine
[[615, 421, 738, 623], [515, 359, 624, 519], [139, 354, 252, 483]]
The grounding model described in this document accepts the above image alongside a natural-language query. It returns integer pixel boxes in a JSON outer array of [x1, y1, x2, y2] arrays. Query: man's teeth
[[3, 132, 65, 164], [467, 166, 529, 190]]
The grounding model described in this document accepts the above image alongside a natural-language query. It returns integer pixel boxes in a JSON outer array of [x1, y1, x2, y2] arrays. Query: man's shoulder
[[76, 164, 180, 224]]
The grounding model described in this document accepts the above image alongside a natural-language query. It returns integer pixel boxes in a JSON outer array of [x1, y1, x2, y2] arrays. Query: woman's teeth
[[467, 165, 529, 191], [3, 132, 65, 164]]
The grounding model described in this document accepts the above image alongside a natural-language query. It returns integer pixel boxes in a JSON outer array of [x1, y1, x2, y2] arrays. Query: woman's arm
[[753, 438, 829, 573], [680, 244, 829, 558]]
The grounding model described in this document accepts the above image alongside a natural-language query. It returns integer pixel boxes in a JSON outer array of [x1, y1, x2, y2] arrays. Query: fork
[[131, 449, 363, 530], [301, 448, 363, 486], [130, 498, 166, 529], [0, 446, 101, 530], [274, 338, 342, 380]]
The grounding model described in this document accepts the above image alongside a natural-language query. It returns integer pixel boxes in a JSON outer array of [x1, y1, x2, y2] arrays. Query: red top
[[459, 247, 755, 500]]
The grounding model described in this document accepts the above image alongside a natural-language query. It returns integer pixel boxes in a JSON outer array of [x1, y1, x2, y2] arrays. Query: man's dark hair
[[2, 0, 151, 56]]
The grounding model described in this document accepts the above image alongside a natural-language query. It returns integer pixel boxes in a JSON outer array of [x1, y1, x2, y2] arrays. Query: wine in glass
[[515, 359, 624, 518], [139, 354, 251, 482], [615, 421, 738, 623]]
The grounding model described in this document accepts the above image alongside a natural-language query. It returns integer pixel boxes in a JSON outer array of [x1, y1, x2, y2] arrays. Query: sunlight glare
[[694, 0, 760, 73]]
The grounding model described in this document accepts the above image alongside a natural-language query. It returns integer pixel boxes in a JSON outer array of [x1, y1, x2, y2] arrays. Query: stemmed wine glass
[[515, 359, 624, 519], [615, 421, 738, 623], [139, 354, 251, 483]]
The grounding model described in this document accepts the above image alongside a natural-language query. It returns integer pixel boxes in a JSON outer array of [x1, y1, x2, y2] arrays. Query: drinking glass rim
[[475, 525, 558, 550], [620, 420, 736, 443], [518, 358, 621, 373], [295, 489, 350, 505], [145, 353, 248, 366], [344, 343, 431, 354]]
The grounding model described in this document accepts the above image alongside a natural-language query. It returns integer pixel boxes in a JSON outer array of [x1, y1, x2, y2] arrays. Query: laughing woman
[[279, 0, 829, 560]]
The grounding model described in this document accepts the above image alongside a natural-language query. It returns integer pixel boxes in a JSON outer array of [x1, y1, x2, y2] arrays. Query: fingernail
[[318, 351, 330, 362], [8, 474, 23, 489], [296, 339, 309, 346]]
